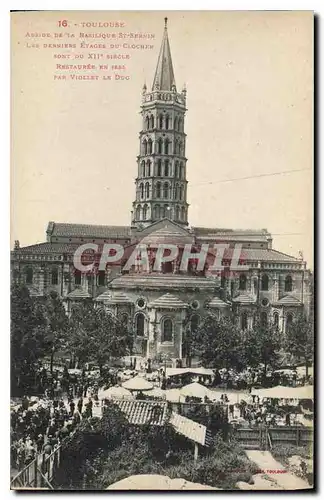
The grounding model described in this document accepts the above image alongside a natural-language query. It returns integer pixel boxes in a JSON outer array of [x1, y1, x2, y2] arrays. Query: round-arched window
[[135, 313, 145, 337], [162, 318, 173, 343], [273, 312, 279, 328]]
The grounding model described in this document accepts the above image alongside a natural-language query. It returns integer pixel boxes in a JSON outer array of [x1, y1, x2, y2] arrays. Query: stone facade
[[11, 20, 311, 362]]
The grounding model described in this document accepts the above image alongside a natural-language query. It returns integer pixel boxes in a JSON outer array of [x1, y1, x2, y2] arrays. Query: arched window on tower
[[273, 312, 279, 328], [161, 318, 173, 342], [164, 139, 169, 154], [159, 114, 163, 129], [174, 116, 178, 131], [136, 313, 145, 337], [147, 138, 152, 155], [145, 115, 149, 130], [174, 139, 178, 155], [154, 205, 160, 219], [25, 267, 33, 285], [145, 160, 151, 177], [143, 139, 147, 155], [177, 141, 182, 154], [239, 274, 247, 291], [261, 274, 269, 291], [180, 163, 184, 179], [164, 160, 169, 177], [142, 204, 148, 220], [156, 182, 161, 198], [145, 182, 150, 198], [139, 183, 144, 199], [157, 159, 162, 176], [160, 205, 166, 218], [163, 182, 169, 199], [149, 115, 154, 129], [51, 268, 58, 285], [140, 160, 145, 177], [285, 275, 293, 292], [241, 312, 248, 330], [175, 161, 179, 178], [178, 117, 183, 131], [165, 114, 170, 130], [179, 186, 184, 201], [157, 138, 163, 154], [175, 184, 179, 200], [175, 206, 180, 220], [136, 205, 141, 220], [181, 206, 185, 221]]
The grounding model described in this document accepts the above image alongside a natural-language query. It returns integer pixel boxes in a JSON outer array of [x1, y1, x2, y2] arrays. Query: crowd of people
[[10, 367, 103, 474]]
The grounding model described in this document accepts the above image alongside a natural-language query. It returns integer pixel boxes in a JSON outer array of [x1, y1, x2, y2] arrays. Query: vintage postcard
[[10, 10, 314, 491]]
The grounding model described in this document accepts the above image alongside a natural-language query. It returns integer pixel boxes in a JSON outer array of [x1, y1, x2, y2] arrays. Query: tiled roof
[[239, 248, 300, 263], [66, 288, 91, 299], [94, 290, 111, 302], [49, 222, 131, 239], [193, 227, 270, 241], [111, 400, 169, 426], [103, 292, 133, 304], [12, 242, 80, 254], [212, 247, 301, 263], [169, 412, 210, 446], [207, 296, 229, 308], [148, 293, 188, 309], [193, 227, 269, 235], [110, 274, 218, 290], [140, 227, 194, 246], [273, 295, 303, 306], [232, 294, 256, 304]]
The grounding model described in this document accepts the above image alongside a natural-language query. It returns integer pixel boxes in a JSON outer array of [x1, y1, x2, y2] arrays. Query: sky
[[11, 10, 313, 266]]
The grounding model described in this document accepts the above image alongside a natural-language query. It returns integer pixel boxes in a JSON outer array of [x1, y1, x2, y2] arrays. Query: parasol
[[143, 387, 166, 399], [122, 376, 154, 391], [99, 386, 134, 400], [164, 388, 183, 402], [180, 382, 213, 400]]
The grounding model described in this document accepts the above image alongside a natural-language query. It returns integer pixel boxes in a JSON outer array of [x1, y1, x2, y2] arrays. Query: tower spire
[[152, 18, 176, 91]]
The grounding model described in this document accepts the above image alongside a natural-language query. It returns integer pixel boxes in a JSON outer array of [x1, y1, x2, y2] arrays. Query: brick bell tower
[[131, 18, 189, 229]]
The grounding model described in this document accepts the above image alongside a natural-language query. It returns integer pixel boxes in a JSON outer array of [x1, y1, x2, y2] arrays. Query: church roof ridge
[[148, 292, 188, 308], [47, 221, 131, 239]]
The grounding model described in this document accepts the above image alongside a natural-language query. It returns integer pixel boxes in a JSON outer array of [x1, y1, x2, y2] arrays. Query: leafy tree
[[243, 318, 281, 378], [66, 303, 133, 371], [86, 306, 133, 372], [42, 291, 69, 373], [67, 302, 96, 367], [191, 314, 244, 370], [285, 313, 314, 378], [11, 284, 47, 394]]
